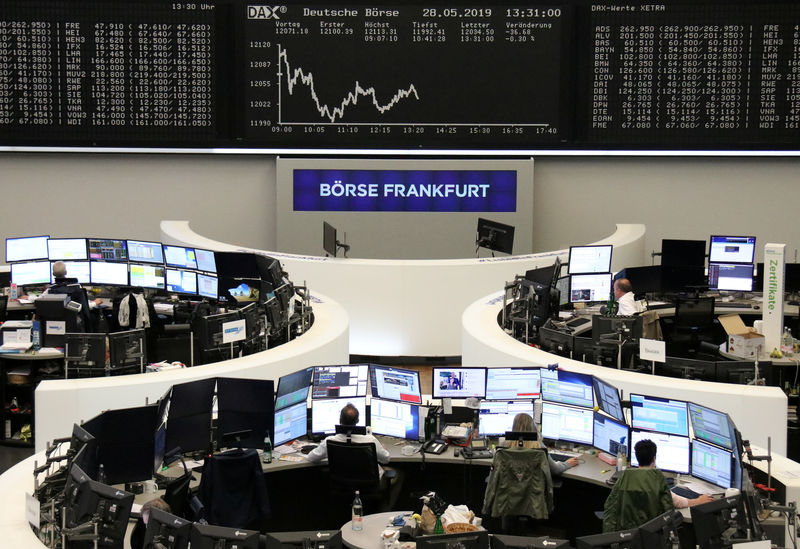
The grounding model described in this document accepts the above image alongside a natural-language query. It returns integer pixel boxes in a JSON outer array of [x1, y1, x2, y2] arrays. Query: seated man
[[603, 439, 712, 532], [614, 278, 644, 316], [44, 261, 101, 331], [305, 403, 390, 477]]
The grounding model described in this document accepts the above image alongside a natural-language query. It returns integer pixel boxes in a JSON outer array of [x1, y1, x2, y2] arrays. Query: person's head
[[339, 403, 359, 426], [141, 497, 170, 525], [634, 439, 657, 467], [614, 278, 632, 299], [52, 261, 67, 279], [511, 413, 535, 433]]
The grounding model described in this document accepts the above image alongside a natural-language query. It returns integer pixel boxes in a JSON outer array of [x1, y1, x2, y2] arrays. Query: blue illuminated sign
[[293, 169, 517, 212]]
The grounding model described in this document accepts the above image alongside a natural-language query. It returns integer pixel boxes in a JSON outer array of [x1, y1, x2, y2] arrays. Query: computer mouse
[[301, 445, 317, 454], [453, 448, 460, 457]]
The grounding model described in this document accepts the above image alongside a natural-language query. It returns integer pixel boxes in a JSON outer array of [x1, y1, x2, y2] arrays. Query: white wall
[[1, 153, 799, 264]]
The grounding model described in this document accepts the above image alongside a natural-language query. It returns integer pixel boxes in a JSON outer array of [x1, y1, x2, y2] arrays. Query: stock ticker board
[[0, 0, 799, 150]]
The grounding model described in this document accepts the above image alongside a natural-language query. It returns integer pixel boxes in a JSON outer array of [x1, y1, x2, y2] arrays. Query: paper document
[[441, 425, 470, 439]]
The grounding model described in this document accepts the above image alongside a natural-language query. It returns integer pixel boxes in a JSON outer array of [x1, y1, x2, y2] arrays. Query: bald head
[[52, 261, 67, 278], [614, 278, 632, 299]]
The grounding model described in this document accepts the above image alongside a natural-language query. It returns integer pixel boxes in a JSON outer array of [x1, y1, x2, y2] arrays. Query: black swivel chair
[[0, 295, 7, 322], [672, 296, 716, 356]]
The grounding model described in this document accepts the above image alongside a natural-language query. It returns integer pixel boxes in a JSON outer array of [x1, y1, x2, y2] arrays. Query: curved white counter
[[34, 291, 349, 453], [461, 290, 789, 455], [161, 221, 646, 356]]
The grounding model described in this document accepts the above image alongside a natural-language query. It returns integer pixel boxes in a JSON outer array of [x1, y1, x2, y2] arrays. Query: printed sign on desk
[[222, 319, 246, 344], [639, 338, 666, 363]]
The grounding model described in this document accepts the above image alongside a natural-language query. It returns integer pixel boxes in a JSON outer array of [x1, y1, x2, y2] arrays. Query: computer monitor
[[556, 275, 570, 306], [709, 235, 756, 264], [164, 245, 198, 270], [591, 315, 643, 344], [310, 396, 367, 436], [491, 535, 570, 549], [264, 530, 343, 549], [540, 402, 593, 445], [707, 263, 754, 292], [323, 221, 338, 256], [217, 377, 274, 450], [622, 265, 663, 295], [109, 329, 146, 372], [569, 273, 612, 303], [476, 218, 514, 255], [538, 326, 574, 358], [690, 495, 746, 549], [661, 239, 706, 267], [568, 245, 613, 274], [65, 333, 106, 370], [637, 510, 683, 549], [540, 369, 594, 408], [478, 401, 535, 437], [688, 402, 735, 450], [525, 259, 561, 287], [164, 378, 216, 455], [630, 429, 690, 474], [52, 261, 91, 284], [195, 311, 240, 350], [274, 401, 309, 447], [575, 529, 641, 549], [692, 439, 733, 489], [166, 268, 198, 295], [93, 404, 159, 484], [11, 261, 51, 285], [189, 523, 260, 549], [416, 531, 489, 549], [432, 367, 487, 399], [197, 273, 218, 299], [194, 248, 217, 273], [6, 235, 49, 262], [485, 367, 541, 400], [87, 238, 128, 261], [786, 263, 800, 293], [659, 356, 718, 382], [143, 507, 192, 549], [630, 394, 689, 437], [126, 240, 164, 264], [370, 398, 420, 440], [66, 474, 134, 546], [311, 364, 369, 399], [47, 238, 88, 261], [593, 377, 624, 422], [369, 365, 422, 404], [129, 263, 166, 290], [592, 413, 629, 456], [89, 260, 129, 286], [276, 368, 313, 410]]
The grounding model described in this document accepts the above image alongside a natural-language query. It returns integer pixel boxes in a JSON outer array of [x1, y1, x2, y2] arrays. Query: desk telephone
[[422, 439, 447, 455], [462, 438, 493, 460]]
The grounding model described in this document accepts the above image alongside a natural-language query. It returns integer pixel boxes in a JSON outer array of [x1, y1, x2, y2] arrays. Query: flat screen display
[[47, 238, 88, 261], [630, 394, 689, 437], [540, 402, 593, 445], [311, 364, 369, 399], [709, 236, 756, 264], [164, 246, 198, 270], [127, 240, 164, 264], [197, 274, 218, 299], [6, 235, 49, 263], [692, 439, 733, 489], [88, 238, 128, 262], [478, 401, 535, 437], [11, 261, 51, 285], [370, 365, 422, 404], [275, 368, 313, 411], [568, 245, 613, 274], [166, 269, 197, 295], [194, 249, 217, 273], [707, 263, 754, 292], [593, 413, 630, 456], [52, 261, 91, 284], [688, 403, 734, 450], [370, 398, 419, 440], [273, 401, 308, 447], [310, 396, 366, 436], [593, 377, 624, 422], [485, 367, 541, 400], [540, 369, 594, 408], [129, 263, 166, 290], [432, 367, 486, 399], [630, 429, 690, 474], [569, 273, 612, 303], [89, 261, 129, 286]]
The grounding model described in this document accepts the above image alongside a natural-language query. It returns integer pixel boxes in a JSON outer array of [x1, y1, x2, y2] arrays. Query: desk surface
[[341, 511, 410, 549]]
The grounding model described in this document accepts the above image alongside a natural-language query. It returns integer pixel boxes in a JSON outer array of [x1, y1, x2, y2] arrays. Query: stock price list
[[0, 1, 219, 145], [243, 4, 566, 148], [585, 2, 800, 146]]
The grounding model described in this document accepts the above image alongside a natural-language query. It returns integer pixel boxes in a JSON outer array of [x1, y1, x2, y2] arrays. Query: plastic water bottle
[[9, 283, 17, 301], [31, 321, 41, 351], [262, 431, 272, 464], [616, 445, 627, 472], [351, 491, 363, 531], [782, 327, 793, 356]]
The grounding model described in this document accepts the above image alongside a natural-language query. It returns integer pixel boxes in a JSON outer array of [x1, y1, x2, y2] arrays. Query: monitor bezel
[[47, 237, 89, 261], [708, 235, 756, 265], [567, 245, 613, 275], [89, 260, 130, 286], [87, 237, 129, 262], [431, 367, 487, 399], [6, 235, 50, 263], [126, 239, 165, 265]]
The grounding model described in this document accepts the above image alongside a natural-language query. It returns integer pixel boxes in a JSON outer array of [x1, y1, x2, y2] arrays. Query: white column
[[762, 243, 786, 352]]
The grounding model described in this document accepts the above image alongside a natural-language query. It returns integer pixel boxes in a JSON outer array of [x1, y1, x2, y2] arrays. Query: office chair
[[483, 448, 554, 535], [0, 295, 7, 322], [196, 448, 270, 529], [601, 468, 674, 533], [672, 296, 716, 355]]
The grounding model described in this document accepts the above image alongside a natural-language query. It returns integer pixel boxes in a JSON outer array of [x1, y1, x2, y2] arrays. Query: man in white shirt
[[305, 403, 390, 477], [614, 278, 643, 316]]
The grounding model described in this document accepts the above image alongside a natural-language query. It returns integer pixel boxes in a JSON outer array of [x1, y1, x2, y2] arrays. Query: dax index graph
[[243, 4, 567, 147]]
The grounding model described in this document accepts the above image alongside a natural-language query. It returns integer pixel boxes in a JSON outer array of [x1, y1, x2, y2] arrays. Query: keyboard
[[716, 302, 752, 309], [672, 486, 701, 499], [566, 317, 591, 328], [550, 451, 580, 461]]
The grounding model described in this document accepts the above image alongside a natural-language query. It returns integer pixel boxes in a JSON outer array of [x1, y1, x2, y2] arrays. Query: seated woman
[[504, 413, 579, 476]]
